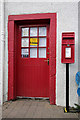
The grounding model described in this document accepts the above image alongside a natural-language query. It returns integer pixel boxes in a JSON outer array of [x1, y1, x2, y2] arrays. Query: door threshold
[[16, 96, 49, 100]]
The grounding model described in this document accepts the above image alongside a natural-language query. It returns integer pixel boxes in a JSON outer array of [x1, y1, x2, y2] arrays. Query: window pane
[[21, 48, 29, 58], [39, 27, 46, 36], [30, 27, 37, 36], [21, 38, 29, 47], [22, 28, 29, 37], [39, 38, 46, 47], [30, 38, 38, 47], [39, 48, 46, 58], [30, 48, 37, 58]]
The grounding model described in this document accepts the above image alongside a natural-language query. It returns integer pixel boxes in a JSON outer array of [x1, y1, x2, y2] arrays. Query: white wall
[[0, 0, 4, 119], [0, 0, 4, 106], [0, 3, 1, 119], [78, 1, 80, 104], [4, 2, 78, 107]]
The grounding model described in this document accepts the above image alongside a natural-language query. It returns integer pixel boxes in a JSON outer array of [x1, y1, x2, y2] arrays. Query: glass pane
[[21, 38, 29, 47], [21, 48, 29, 58], [39, 27, 46, 36], [30, 27, 37, 36], [30, 48, 37, 58], [39, 38, 46, 47], [22, 28, 29, 37], [39, 48, 46, 58], [30, 38, 38, 47]]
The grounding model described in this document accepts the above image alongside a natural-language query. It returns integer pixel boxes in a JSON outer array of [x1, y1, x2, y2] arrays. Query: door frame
[[8, 13, 56, 104]]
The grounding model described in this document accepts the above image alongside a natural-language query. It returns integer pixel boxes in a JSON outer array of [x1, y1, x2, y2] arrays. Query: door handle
[[44, 59, 49, 62], [44, 58, 49, 65]]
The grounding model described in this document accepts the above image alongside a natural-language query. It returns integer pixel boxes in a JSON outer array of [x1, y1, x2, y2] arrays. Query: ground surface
[[2, 99, 79, 118]]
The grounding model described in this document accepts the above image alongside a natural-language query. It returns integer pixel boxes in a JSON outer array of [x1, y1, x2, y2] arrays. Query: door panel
[[16, 24, 49, 97]]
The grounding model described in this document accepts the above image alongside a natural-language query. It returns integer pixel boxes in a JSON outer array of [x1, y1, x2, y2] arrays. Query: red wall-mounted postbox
[[61, 32, 75, 63]]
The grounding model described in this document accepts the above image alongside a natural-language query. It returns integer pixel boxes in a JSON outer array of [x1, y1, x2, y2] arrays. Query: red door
[[16, 24, 49, 98]]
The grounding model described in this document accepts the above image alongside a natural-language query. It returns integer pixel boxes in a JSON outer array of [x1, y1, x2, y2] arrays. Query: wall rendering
[[78, 1, 80, 104], [3, 1, 78, 107]]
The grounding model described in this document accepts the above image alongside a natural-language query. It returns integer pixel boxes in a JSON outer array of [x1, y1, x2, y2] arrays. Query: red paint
[[8, 21, 15, 100], [8, 13, 56, 104], [61, 32, 75, 63], [16, 25, 49, 97]]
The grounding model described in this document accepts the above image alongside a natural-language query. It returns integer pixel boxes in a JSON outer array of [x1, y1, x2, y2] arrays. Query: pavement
[[2, 99, 79, 119]]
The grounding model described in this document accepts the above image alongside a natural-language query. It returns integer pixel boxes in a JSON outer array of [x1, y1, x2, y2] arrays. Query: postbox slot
[[63, 37, 74, 40]]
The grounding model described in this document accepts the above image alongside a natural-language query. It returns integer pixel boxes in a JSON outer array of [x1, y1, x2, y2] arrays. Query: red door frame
[[8, 13, 56, 104]]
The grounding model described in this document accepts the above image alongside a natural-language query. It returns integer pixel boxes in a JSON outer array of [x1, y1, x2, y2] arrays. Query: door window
[[21, 26, 47, 58], [39, 48, 46, 58], [21, 48, 29, 58], [39, 38, 46, 47], [39, 27, 46, 36], [21, 38, 29, 47], [30, 48, 37, 58], [22, 28, 29, 37], [30, 27, 37, 36]]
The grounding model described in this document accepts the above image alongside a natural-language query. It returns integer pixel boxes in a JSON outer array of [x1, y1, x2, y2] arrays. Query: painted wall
[[4, 1, 78, 106], [78, 1, 80, 104], [0, 0, 2, 105], [0, 0, 4, 107], [0, 0, 4, 118]]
